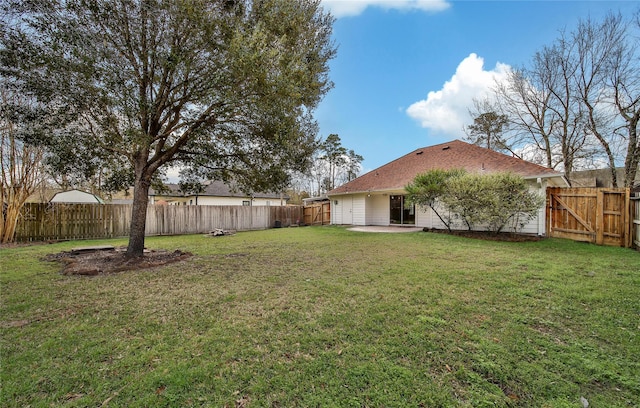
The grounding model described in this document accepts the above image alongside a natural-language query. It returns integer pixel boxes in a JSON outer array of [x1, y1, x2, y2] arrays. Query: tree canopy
[[464, 99, 510, 154], [1, 0, 336, 254], [405, 168, 465, 232], [319, 134, 363, 192], [291, 133, 363, 197], [440, 172, 543, 233]]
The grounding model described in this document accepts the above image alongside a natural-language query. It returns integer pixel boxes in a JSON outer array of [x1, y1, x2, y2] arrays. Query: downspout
[[537, 178, 543, 236]]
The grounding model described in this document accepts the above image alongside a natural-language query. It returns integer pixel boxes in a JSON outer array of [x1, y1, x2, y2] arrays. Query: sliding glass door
[[390, 195, 415, 225]]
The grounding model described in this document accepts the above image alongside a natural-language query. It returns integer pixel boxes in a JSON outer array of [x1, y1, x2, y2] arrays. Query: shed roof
[[50, 189, 105, 204], [329, 140, 564, 195]]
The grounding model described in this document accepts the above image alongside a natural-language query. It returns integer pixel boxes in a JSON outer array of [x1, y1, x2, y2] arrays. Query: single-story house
[[327, 139, 569, 235], [49, 189, 105, 204], [149, 180, 288, 206]]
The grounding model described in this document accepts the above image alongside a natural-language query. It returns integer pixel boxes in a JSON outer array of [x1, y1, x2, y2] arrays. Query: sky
[[314, 0, 638, 173]]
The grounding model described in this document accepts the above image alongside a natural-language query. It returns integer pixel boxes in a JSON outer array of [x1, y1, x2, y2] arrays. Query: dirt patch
[[423, 228, 543, 242], [45, 247, 192, 275]]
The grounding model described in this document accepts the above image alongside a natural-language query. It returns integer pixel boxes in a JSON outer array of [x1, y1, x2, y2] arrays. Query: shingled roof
[[150, 180, 285, 199], [329, 140, 563, 195]]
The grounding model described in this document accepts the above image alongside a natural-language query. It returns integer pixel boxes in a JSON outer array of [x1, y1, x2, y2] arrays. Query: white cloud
[[406, 53, 511, 138], [321, 0, 450, 18], [164, 165, 183, 183]]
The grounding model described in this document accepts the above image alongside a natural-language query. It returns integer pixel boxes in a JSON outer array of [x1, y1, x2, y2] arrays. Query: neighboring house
[[327, 140, 569, 235], [108, 199, 134, 205], [49, 189, 105, 204], [570, 168, 640, 188], [149, 180, 288, 206]]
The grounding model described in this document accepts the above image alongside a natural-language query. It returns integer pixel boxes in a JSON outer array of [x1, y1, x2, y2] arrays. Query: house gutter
[[328, 187, 408, 197], [523, 173, 569, 187]]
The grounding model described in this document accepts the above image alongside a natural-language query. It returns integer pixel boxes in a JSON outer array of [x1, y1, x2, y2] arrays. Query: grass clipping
[[45, 246, 192, 275]]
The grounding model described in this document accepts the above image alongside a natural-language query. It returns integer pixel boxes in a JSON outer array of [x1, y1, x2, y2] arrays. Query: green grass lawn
[[1, 227, 639, 407]]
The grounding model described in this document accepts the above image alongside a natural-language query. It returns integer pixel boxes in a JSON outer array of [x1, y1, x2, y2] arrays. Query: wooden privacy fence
[[633, 193, 640, 249], [546, 187, 632, 248], [303, 202, 331, 226], [13, 203, 303, 242]]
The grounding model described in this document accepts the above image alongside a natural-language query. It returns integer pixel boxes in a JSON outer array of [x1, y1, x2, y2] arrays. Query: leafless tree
[[494, 37, 593, 182], [573, 12, 640, 187], [0, 87, 47, 243], [494, 67, 558, 170], [493, 12, 639, 187]]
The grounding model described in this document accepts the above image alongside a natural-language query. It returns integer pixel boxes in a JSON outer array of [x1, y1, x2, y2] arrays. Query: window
[[390, 195, 415, 225], [242, 200, 250, 206]]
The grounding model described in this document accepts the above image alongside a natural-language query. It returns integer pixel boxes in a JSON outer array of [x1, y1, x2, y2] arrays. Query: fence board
[[13, 203, 303, 242], [303, 202, 331, 225], [546, 187, 631, 247], [632, 194, 640, 249]]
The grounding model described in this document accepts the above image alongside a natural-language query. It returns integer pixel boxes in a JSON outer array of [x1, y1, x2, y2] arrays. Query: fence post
[[630, 192, 640, 250], [595, 190, 604, 245], [545, 187, 552, 238], [624, 189, 631, 248]]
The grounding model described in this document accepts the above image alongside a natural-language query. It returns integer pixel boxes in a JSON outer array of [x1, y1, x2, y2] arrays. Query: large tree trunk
[[1, 203, 21, 243], [126, 162, 152, 257], [623, 115, 639, 188]]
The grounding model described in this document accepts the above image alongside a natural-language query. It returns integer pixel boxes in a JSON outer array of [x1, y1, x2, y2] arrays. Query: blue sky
[[315, 0, 637, 173]]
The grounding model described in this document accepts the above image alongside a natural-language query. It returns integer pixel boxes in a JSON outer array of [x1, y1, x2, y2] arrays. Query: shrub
[[405, 169, 466, 232], [407, 170, 544, 233]]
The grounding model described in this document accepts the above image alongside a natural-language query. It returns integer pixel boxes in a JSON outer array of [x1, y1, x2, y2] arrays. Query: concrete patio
[[347, 226, 423, 233]]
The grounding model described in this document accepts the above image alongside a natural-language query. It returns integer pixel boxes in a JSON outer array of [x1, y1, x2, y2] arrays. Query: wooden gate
[[546, 187, 631, 247], [303, 202, 331, 226]]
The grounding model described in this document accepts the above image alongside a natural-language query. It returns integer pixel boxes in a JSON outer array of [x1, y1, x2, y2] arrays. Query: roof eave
[[522, 173, 564, 180], [328, 187, 409, 196]]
